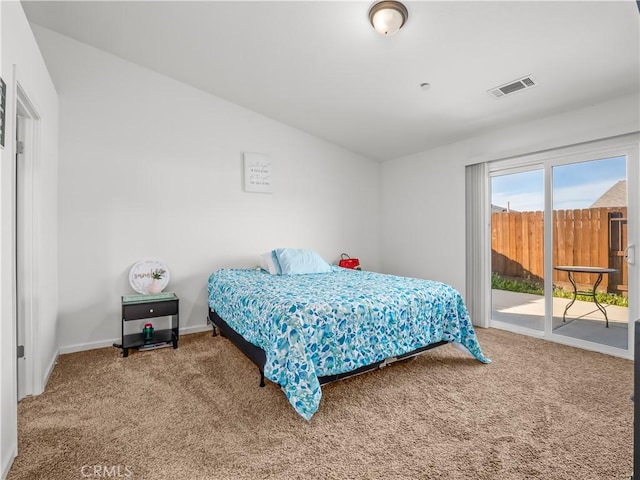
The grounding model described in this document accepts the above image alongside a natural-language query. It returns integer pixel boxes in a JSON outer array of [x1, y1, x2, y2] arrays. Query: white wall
[[30, 25, 381, 353], [1, 2, 59, 478], [381, 94, 640, 297]]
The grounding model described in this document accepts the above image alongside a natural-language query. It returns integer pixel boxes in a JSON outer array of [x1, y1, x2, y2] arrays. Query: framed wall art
[[243, 152, 272, 193]]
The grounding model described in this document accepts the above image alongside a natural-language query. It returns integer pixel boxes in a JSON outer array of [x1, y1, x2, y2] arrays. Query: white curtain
[[465, 162, 490, 328]]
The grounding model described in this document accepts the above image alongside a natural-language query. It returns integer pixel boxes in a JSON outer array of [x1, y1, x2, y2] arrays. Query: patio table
[[554, 266, 618, 328]]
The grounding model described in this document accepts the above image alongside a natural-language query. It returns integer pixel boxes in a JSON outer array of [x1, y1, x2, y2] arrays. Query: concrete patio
[[491, 289, 629, 349]]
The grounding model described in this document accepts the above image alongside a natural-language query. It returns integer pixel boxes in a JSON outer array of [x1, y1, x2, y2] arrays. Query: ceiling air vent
[[488, 75, 538, 99]]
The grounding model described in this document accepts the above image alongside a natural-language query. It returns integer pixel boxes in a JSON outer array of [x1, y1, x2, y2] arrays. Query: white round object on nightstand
[[128, 259, 170, 294]]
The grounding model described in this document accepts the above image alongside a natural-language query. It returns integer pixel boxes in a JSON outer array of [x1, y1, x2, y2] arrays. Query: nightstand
[[115, 293, 179, 357]]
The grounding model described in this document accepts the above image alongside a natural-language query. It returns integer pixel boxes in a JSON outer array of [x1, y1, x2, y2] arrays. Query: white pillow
[[260, 251, 279, 275], [258, 254, 269, 271], [272, 248, 331, 275]]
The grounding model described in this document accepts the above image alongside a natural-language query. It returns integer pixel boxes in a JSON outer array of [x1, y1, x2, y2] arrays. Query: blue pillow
[[270, 250, 282, 275], [272, 248, 331, 275]]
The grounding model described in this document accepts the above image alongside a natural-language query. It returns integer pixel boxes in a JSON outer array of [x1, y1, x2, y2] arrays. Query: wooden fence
[[491, 207, 627, 293]]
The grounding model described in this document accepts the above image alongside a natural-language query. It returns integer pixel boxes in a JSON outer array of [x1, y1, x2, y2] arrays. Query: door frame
[[15, 83, 40, 398], [488, 133, 639, 359]]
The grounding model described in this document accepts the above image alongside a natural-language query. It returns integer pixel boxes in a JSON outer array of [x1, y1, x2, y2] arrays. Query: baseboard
[[1, 445, 17, 480], [59, 324, 212, 355], [59, 338, 120, 355], [40, 350, 59, 394], [179, 324, 212, 336]]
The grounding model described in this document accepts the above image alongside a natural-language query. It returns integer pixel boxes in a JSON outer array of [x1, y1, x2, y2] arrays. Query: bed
[[207, 262, 490, 420]]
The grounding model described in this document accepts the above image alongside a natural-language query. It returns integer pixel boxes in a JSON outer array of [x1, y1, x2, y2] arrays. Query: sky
[[491, 156, 626, 212]]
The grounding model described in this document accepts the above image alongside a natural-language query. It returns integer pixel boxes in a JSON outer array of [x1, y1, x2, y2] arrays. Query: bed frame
[[208, 308, 448, 388]]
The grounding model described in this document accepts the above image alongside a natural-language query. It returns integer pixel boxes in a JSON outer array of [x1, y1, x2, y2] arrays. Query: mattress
[[207, 267, 490, 419]]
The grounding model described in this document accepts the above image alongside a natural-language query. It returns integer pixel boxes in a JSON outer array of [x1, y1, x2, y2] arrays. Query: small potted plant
[[148, 268, 166, 294]]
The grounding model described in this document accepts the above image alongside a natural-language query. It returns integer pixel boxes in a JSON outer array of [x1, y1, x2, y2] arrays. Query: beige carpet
[[7, 329, 633, 480]]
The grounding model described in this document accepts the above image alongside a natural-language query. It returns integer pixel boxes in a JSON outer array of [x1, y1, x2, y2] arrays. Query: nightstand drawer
[[123, 299, 178, 320]]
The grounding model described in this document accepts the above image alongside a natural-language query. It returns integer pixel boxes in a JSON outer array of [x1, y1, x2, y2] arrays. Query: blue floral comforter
[[207, 267, 490, 420]]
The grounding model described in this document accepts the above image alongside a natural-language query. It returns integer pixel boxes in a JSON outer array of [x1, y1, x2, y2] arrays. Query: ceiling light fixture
[[369, 1, 408, 36]]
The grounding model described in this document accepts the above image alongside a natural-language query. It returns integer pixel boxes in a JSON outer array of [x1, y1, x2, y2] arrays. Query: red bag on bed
[[339, 253, 361, 270]]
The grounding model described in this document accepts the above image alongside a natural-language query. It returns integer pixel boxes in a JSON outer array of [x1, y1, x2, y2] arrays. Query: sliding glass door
[[551, 156, 629, 350], [491, 168, 545, 333], [487, 137, 638, 358]]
